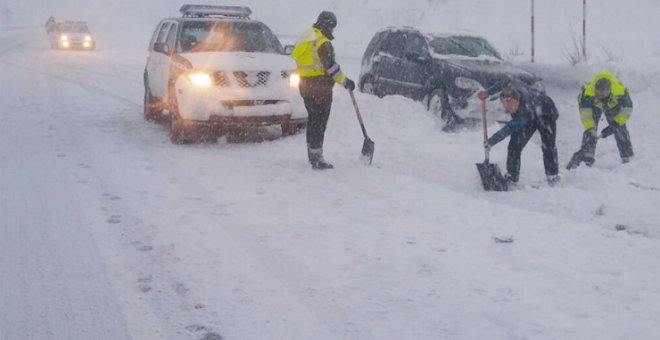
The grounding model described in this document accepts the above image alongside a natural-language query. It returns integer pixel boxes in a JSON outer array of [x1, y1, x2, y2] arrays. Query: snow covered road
[[2, 4, 660, 339], [0, 26, 134, 340]]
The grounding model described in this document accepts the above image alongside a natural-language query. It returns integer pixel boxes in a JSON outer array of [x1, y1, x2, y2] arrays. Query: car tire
[[143, 81, 162, 121], [168, 85, 193, 144], [280, 122, 292, 136], [427, 87, 454, 122], [427, 87, 464, 131], [281, 121, 306, 136]]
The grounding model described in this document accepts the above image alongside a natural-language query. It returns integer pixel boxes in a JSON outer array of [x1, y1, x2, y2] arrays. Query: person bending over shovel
[[477, 84, 560, 186], [566, 72, 634, 169]]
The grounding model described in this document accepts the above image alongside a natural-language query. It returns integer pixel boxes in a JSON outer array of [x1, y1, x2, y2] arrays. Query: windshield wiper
[[447, 38, 478, 57]]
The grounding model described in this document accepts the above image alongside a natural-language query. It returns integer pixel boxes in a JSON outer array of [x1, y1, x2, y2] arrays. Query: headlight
[[454, 76, 482, 91], [187, 71, 213, 88], [84, 35, 92, 42], [60, 35, 68, 41], [289, 72, 300, 88]]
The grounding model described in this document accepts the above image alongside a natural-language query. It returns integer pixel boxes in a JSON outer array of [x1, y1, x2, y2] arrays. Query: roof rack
[[179, 5, 252, 18]]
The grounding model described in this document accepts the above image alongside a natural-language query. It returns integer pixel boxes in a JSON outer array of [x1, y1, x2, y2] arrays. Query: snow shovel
[[476, 99, 508, 191], [566, 132, 607, 170], [349, 90, 375, 165]]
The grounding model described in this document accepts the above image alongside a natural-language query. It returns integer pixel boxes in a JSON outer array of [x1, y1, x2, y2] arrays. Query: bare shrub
[[562, 23, 588, 66], [601, 45, 624, 63]]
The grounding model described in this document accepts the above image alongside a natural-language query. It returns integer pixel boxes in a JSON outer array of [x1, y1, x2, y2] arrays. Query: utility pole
[[531, 0, 535, 63], [582, 0, 587, 61]]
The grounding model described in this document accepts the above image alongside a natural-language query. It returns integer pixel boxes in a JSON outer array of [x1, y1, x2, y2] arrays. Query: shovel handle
[[481, 99, 488, 142], [350, 90, 369, 139], [481, 99, 490, 163]]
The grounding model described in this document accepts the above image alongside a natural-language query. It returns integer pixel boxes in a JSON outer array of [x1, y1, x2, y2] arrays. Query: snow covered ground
[[1, 1, 660, 339]]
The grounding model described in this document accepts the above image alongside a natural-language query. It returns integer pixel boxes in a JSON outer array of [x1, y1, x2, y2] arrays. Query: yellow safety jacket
[[291, 27, 346, 85], [578, 72, 632, 129]]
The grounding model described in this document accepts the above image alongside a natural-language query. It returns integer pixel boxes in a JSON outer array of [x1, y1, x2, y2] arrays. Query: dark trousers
[[507, 116, 558, 181], [300, 77, 334, 153], [580, 110, 634, 160]]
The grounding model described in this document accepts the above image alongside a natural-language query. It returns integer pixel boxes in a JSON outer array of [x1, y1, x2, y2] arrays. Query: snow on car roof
[[163, 17, 259, 24], [376, 26, 485, 40]]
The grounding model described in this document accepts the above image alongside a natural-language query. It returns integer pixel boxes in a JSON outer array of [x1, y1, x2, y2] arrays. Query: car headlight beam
[[187, 72, 213, 88], [60, 35, 68, 41], [289, 72, 300, 88], [84, 35, 92, 42]]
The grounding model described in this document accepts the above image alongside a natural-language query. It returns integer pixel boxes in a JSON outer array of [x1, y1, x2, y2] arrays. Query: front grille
[[222, 100, 281, 107], [233, 71, 270, 88], [213, 72, 229, 87]]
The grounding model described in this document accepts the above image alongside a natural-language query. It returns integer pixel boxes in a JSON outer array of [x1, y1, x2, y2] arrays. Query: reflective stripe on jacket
[[291, 27, 346, 85], [578, 72, 632, 129]]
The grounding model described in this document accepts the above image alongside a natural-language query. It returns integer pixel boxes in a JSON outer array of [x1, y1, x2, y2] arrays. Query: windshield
[[180, 21, 283, 54], [61, 24, 90, 34], [449, 36, 501, 59], [429, 37, 469, 56], [430, 36, 501, 58]]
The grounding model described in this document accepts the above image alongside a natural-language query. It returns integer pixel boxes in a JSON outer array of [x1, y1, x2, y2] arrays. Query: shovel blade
[[361, 138, 375, 165], [476, 162, 508, 191]]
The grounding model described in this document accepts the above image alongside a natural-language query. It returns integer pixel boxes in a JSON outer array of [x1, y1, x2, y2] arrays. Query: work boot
[[583, 157, 595, 167], [308, 146, 334, 170], [504, 173, 518, 187], [621, 155, 633, 164], [546, 174, 560, 187], [311, 159, 334, 170]]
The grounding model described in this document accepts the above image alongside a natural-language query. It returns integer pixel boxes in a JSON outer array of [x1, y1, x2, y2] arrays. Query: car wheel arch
[[359, 74, 379, 95], [424, 76, 447, 106]]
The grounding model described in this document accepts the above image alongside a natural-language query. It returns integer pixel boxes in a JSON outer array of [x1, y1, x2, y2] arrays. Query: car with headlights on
[[359, 27, 543, 129], [48, 20, 95, 50], [144, 4, 305, 143]]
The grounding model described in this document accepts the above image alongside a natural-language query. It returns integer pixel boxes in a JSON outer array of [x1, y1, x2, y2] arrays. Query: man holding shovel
[[291, 11, 356, 170], [478, 84, 560, 186], [566, 72, 634, 169]]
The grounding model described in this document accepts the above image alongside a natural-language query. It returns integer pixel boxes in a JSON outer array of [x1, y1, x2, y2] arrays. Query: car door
[[397, 32, 431, 100], [372, 31, 406, 96], [147, 21, 173, 99], [161, 21, 180, 98]]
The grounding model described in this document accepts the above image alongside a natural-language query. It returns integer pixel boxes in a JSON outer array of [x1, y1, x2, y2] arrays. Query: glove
[[476, 90, 488, 101], [344, 78, 356, 92], [483, 140, 491, 151], [600, 125, 617, 138]]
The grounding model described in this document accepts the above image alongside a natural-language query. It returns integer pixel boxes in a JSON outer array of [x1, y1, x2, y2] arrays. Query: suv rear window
[[180, 21, 282, 53]]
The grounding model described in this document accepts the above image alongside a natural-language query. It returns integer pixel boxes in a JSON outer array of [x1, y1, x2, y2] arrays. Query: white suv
[[144, 5, 305, 143]]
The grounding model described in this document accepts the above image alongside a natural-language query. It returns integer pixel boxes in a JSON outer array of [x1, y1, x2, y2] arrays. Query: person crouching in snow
[[566, 72, 634, 169], [477, 84, 560, 186]]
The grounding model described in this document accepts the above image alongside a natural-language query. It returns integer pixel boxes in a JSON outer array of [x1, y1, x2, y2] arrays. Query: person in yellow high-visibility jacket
[[291, 11, 355, 170], [567, 72, 634, 169]]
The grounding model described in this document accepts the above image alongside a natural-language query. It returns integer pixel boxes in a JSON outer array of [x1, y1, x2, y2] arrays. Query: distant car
[[143, 4, 305, 143], [359, 27, 543, 126], [48, 20, 95, 50]]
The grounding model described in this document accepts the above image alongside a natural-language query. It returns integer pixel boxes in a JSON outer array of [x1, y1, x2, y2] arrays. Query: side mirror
[[283, 45, 294, 55], [454, 76, 483, 91], [153, 42, 168, 54]]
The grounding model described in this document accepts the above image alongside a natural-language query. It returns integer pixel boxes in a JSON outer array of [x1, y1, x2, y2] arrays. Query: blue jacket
[[485, 82, 558, 146]]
